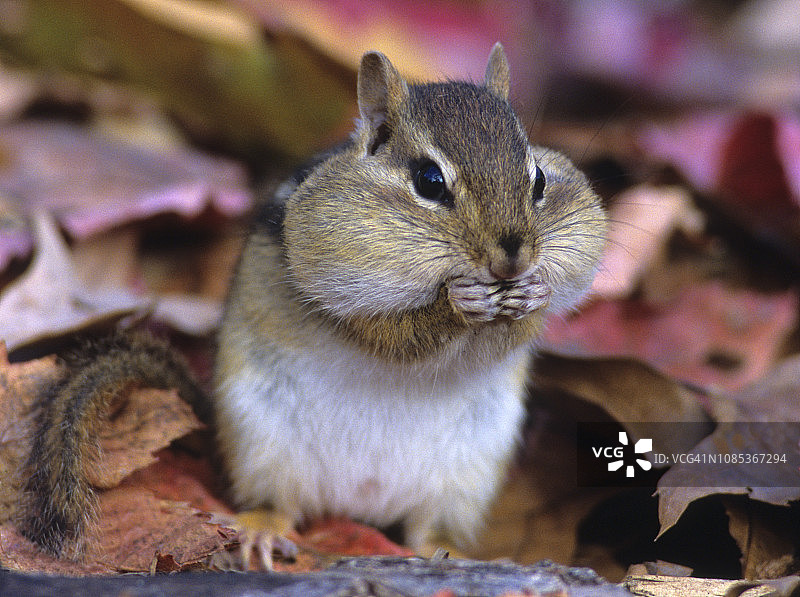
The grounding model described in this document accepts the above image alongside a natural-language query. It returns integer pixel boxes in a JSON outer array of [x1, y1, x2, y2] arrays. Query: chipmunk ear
[[485, 42, 510, 100], [357, 52, 409, 152]]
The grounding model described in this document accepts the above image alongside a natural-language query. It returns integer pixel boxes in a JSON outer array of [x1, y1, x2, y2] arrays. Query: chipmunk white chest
[[216, 339, 529, 544]]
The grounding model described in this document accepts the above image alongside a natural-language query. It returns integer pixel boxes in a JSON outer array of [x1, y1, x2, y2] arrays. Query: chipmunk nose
[[489, 234, 530, 279], [498, 233, 522, 258]]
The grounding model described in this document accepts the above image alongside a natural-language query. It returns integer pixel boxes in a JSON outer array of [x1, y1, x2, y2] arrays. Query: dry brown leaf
[[1, 484, 234, 575], [0, 331, 226, 573], [533, 352, 712, 458], [0, 345, 60, 525], [86, 387, 204, 488], [0, 210, 150, 353], [0, 121, 252, 241], [77, 386, 228, 572], [2, 403, 232, 573], [123, 448, 230, 515], [656, 424, 800, 539], [89, 485, 234, 572], [725, 498, 799, 580], [0, 525, 113, 575], [656, 356, 800, 539]]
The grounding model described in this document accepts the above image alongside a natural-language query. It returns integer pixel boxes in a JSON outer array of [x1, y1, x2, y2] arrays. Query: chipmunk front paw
[[447, 270, 550, 323], [447, 276, 503, 323], [496, 270, 551, 319]]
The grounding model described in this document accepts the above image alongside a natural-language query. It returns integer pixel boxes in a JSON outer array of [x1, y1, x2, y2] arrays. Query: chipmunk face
[[284, 45, 605, 321]]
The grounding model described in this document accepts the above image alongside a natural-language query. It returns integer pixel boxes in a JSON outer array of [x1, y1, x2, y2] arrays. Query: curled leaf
[[0, 211, 150, 353]]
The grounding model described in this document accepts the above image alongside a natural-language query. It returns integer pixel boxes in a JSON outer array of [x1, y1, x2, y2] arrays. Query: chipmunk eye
[[532, 165, 546, 204], [413, 161, 449, 205]]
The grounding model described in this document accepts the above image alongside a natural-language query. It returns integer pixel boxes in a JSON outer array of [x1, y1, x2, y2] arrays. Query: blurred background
[[1, 0, 798, 162], [1, 0, 797, 356]]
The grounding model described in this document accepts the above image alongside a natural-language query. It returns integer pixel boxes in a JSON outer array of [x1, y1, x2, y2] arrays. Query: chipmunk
[[20, 43, 606, 557]]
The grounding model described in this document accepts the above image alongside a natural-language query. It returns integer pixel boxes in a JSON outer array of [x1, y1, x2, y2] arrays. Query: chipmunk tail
[[19, 331, 207, 557]]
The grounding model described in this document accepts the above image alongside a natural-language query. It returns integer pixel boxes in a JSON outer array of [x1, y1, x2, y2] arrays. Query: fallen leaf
[[0, 345, 60, 526], [0, 210, 150, 353], [656, 356, 800, 539], [545, 282, 798, 392], [77, 384, 231, 572], [656, 423, 800, 537], [591, 184, 704, 300], [299, 518, 412, 558], [1, 405, 233, 573], [0, 2, 355, 159], [639, 111, 800, 266], [725, 498, 799, 580], [533, 353, 712, 457], [0, 526, 113, 575], [0, 325, 230, 573], [123, 448, 231, 516], [0, 121, 252, 242], [86, 387, 203, 488], [88, 485, 234, 573]]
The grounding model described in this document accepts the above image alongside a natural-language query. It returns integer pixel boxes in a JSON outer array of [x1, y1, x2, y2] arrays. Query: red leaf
[[544, 283, 798, 392]]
